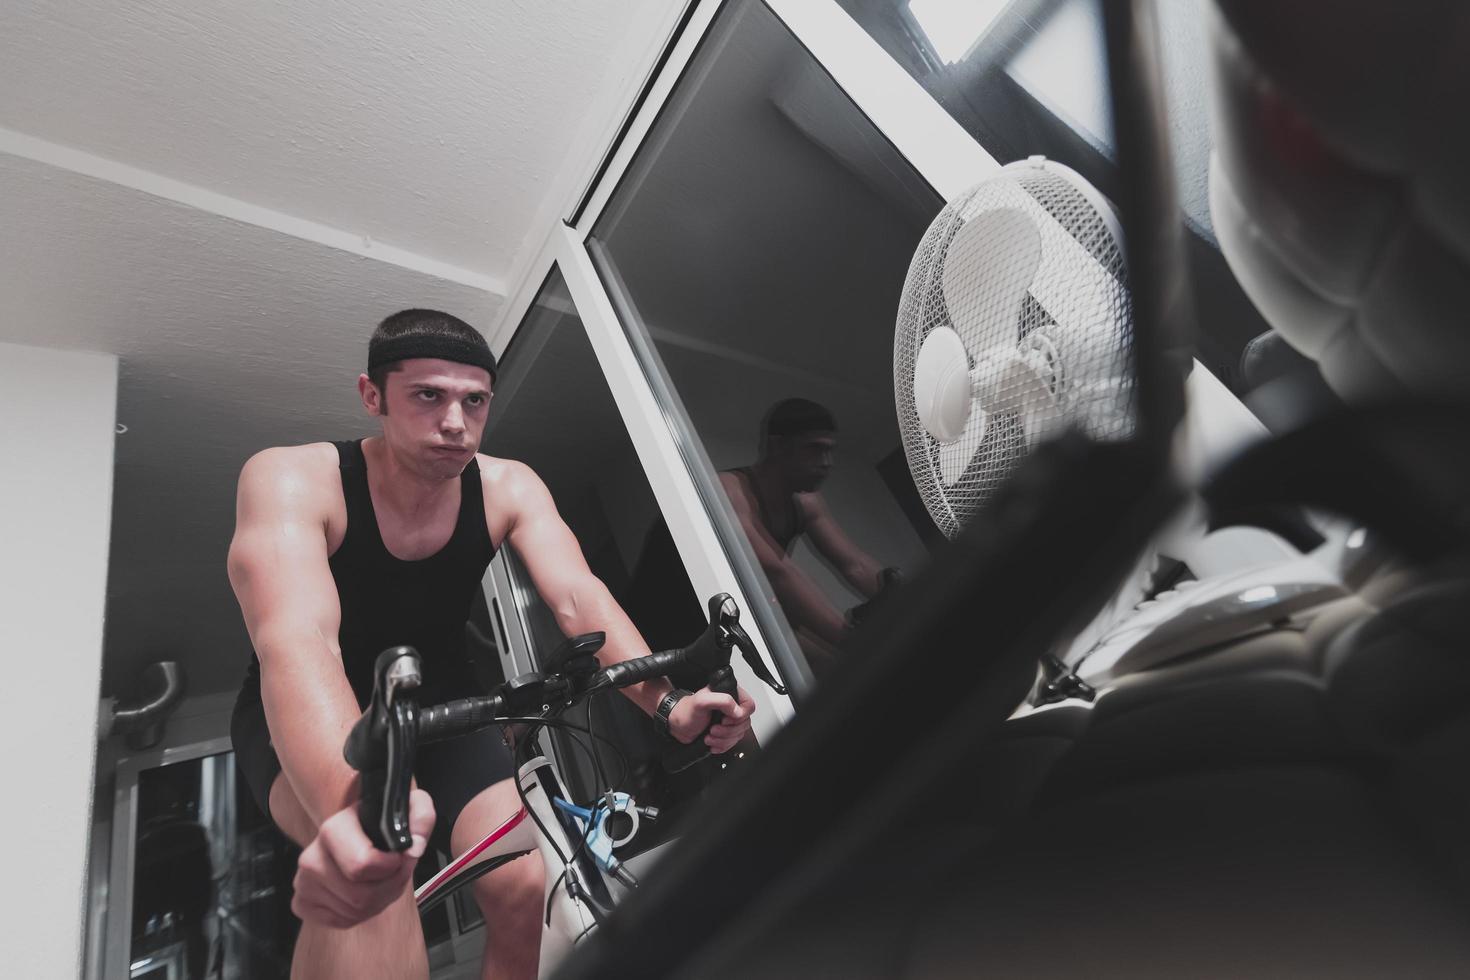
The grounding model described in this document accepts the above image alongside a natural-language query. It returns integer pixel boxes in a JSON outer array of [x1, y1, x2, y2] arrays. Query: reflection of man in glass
[[720, 399, 889, 671]]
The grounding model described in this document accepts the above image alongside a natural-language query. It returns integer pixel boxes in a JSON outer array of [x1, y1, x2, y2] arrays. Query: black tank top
[[729, 466, 805, 554], [240, 439, 497, 708]]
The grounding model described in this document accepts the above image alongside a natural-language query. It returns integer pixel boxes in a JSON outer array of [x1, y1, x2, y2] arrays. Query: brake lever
[[708, 594, 786, 696], [345, 647, 422, 851], [362, 698, 419, 851], [727, 619, 786, 696]]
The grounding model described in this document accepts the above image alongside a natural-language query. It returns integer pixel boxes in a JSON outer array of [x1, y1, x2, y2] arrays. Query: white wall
[[0, 341, 118, 978]]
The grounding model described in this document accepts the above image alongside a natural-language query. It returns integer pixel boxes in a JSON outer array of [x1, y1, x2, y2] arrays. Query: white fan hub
[[913, 326, 976, 444]]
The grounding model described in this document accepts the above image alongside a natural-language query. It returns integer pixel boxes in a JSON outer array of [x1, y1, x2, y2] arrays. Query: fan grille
[[894, 159, 1135, 538]]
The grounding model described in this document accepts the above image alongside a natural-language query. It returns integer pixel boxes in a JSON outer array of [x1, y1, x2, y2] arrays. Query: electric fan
[[895, 156, 1135, 538]]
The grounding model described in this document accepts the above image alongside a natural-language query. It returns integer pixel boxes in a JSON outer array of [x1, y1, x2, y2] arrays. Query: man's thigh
[[413, 725, 517, 856]]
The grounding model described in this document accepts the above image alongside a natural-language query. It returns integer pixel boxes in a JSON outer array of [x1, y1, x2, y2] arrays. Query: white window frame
[[764, 0, 1002, 196]]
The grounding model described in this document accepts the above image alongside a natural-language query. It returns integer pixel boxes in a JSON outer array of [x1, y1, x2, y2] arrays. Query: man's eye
[[466, 395, 486, 407], [417, 391, 438, 401]]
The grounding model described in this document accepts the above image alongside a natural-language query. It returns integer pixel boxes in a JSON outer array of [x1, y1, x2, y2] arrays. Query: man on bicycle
[[228, 309, 756, 980]]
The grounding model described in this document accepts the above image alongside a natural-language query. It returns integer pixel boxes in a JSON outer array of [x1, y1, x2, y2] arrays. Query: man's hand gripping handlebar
[[658, 594, 787, 773]]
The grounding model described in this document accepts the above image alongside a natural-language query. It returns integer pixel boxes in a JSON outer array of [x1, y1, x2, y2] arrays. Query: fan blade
[[937, 404, 989, 486], [942, 204, 1043, 356]]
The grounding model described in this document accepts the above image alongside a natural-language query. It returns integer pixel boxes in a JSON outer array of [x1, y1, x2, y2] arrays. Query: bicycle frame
[[414, 753, 601, 977]]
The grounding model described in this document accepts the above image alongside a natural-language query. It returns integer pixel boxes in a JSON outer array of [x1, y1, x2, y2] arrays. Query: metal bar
[[1101, 0, 1192, 451], [568, 0, 707, 227]]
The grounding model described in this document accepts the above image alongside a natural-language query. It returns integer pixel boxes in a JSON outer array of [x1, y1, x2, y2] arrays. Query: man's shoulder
[[717, 468, 748, 498], [244, 442, 338, 477], [239, 443, 341, 505], [473, 454, 550, 509], [474, 456, 554, 536], [793, 488, 829, 519], [474, 453, 538, 488]]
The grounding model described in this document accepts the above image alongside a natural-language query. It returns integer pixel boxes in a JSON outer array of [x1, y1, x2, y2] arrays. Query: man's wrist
[[653, 689, 692, 736], [622, 676, 673, 718]]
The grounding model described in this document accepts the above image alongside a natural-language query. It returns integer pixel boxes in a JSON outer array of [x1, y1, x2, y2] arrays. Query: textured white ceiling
[[0, 0, 685, 700], [1, 0, 667, 273]]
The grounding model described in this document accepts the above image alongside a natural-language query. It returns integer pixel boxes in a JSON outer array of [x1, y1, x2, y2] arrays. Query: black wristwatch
[[654, 689, 692, 736]]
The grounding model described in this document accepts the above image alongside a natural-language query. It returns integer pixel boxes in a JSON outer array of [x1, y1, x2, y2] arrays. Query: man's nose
[[441, 402, 466, 433]]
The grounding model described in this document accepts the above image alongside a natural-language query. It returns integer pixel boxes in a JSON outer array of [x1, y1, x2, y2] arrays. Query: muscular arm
[[719, 473, 848, 647], [228, 448, 360, 826], [802, 493, 885, 598], [494, 461, 673, 716]]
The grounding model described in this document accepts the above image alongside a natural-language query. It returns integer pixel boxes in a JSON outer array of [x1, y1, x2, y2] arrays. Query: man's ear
[[358, 373, 385, 416]]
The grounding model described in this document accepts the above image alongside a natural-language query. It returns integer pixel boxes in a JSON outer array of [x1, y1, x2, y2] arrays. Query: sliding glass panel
[[129, 752, 298, 979], [484, 265, 733, 850], [589, 0, 946, 684]]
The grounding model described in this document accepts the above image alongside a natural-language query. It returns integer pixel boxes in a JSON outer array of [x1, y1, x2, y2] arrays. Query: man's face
[[775, 430, 836, 492], [358, 358, 493, 481]]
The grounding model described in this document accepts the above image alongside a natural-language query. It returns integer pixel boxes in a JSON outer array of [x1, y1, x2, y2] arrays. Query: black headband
[[368, 334, 498, 381]]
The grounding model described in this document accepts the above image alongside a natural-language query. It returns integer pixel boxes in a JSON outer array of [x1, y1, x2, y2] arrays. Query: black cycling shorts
[[231, 692, 516, 858]]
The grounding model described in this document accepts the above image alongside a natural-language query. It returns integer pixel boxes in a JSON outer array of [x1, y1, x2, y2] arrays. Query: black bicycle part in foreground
[[342, 647, 422, 851], [344, 594, 785, 851]]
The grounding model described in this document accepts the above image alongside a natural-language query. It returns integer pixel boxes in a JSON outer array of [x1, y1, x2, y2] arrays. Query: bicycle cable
[[494, 712, 623, 927], [501, 716, 605, 868], [508, 723, 576, 925]]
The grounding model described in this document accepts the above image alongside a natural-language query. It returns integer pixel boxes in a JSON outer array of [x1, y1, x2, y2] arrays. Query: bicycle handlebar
[[344, 594, 786, 852], [416, 692, 506, 743]]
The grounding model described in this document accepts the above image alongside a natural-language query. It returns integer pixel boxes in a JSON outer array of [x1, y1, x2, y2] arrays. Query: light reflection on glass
[[907, 0, 1010, 64]]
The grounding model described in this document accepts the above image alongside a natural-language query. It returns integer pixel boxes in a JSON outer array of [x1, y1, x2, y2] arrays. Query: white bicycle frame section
[[414, 754, 601, 978]]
